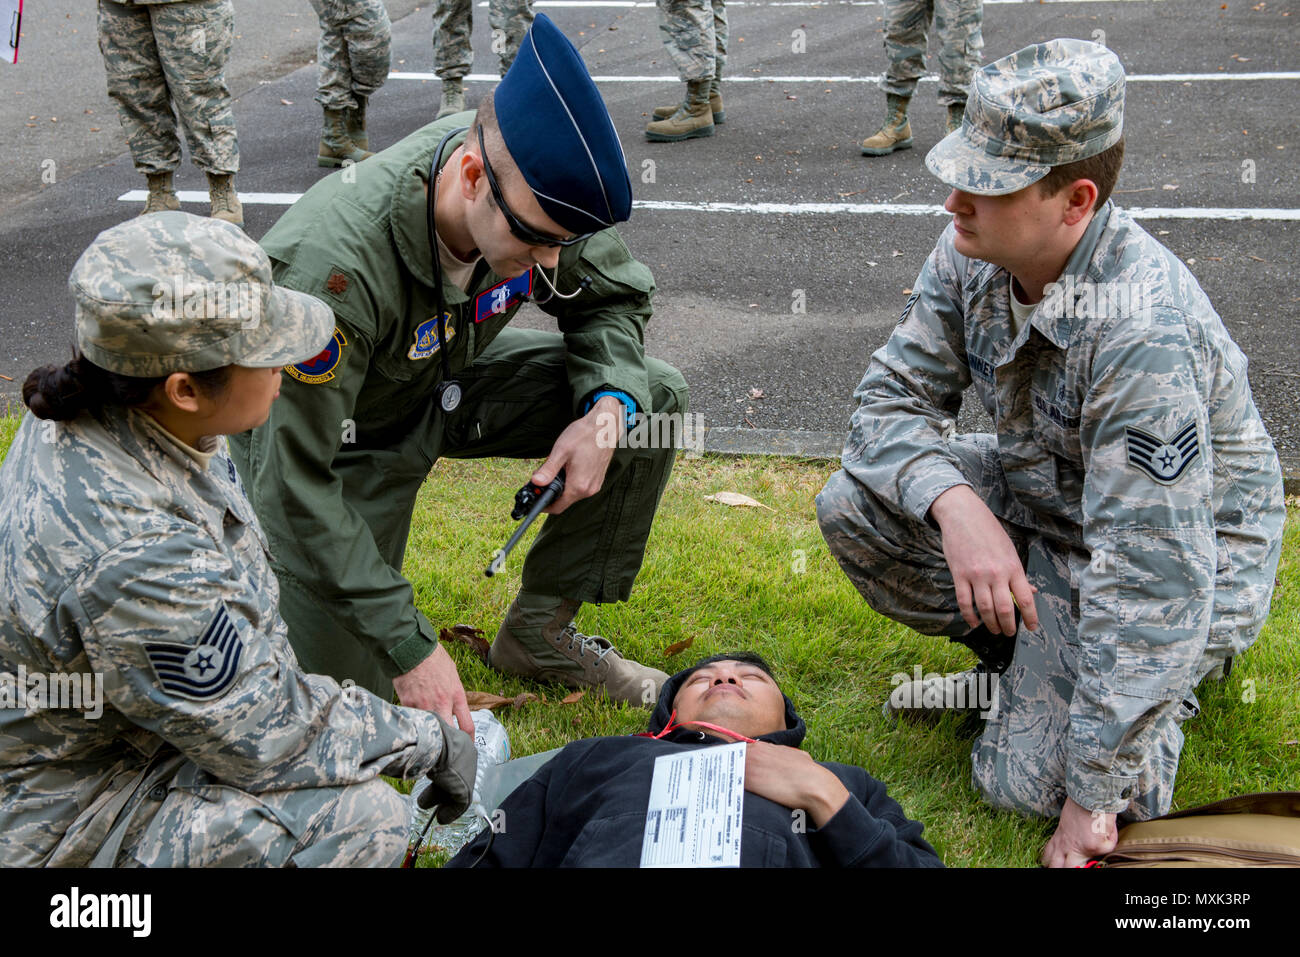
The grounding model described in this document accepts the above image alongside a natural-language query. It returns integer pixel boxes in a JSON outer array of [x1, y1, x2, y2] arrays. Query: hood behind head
[[648, 659, 806, 748]]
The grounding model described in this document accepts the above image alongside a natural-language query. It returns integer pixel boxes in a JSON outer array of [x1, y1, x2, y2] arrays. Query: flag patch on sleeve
[[1125, 420, 1200, 484], [475, 271, 533, 323], [145, 603, 244, 702]]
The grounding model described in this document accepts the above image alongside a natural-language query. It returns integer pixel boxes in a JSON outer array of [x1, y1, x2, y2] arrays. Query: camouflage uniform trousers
[[880, 0, 983, 106], [817, 433, 1206, 822], [432, 0, 534, 80], [97, 0, 239, 175], [657, 0, 727, 83], [308, 0, 392, 111], [117, 761, 408, 867]]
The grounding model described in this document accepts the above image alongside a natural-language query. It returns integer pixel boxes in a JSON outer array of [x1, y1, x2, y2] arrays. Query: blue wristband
[[585, 389, 637, 429]]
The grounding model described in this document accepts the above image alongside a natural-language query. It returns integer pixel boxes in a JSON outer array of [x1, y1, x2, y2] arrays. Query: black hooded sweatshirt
[[445, 666, 943, 868]]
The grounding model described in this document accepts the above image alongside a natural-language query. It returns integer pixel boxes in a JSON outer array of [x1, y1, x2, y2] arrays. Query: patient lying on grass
[[446, 652, 943, 867]]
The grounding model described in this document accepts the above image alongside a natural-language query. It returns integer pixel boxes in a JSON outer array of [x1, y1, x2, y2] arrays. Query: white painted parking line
[[118, 191, 303, 206], [119, 191, 1300, 221], [390, 71, 1300, 83], [637, 201, 1300, 221]]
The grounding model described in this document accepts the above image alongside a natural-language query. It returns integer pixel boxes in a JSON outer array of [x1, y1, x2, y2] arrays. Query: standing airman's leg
[[933, 0, 982, 131], [433, 0, 472, 116], [646, 0, 717, 142], [98, 0, 184, 215], [489, 0, 535, 76], [150, 0, 242, 226], [310, 0, 389, 165], [861, 0, 930, 155]]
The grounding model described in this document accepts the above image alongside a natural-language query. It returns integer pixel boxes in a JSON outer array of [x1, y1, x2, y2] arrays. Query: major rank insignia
[[1125, 420, 1201, 484]]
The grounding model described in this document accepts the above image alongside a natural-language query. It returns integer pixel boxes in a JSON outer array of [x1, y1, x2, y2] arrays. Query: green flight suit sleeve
[[239, 315, 442, 681], [538, 227, 655, 417]]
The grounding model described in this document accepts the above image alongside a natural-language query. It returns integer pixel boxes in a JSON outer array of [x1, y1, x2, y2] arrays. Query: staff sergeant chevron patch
[[1125, 420, 1201, 484], [145, 603, 244, 701]]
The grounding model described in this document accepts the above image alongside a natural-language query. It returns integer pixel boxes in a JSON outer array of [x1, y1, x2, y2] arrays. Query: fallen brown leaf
[[440, 623, 490, 663], [465, 691, 513, 711], [561, 690, 586, 704], [664, 636, 695, 657], [465, 690, 538, 711], [707, 491, 772, 509]]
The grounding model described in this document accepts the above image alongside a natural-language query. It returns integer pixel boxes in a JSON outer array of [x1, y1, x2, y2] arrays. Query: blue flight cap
[[494, 13, 633, 234]]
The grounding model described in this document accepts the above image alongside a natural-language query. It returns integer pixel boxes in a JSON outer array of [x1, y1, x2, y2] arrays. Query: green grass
[[1, 413, 1296, 867]]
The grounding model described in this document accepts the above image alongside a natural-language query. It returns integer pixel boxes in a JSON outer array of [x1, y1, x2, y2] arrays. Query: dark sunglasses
[[476, 125, 595, 248]]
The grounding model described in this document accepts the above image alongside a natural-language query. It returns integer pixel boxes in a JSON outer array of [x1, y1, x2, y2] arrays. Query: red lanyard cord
[[638, 709, 758, 744]]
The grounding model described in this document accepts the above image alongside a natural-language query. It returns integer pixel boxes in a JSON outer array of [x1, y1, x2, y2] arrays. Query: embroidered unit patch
[[409, 313, 456, 360], [286, 327, 347, 384]]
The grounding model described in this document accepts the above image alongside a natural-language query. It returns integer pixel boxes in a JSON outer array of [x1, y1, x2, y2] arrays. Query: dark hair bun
[[23, 362, 90, 421]]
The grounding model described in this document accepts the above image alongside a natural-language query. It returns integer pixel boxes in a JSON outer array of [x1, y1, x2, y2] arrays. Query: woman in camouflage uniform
[[0, 212, 470, 867]]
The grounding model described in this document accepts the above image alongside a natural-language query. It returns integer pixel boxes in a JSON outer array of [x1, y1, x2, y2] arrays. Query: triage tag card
[[640, 741, 745, 868]]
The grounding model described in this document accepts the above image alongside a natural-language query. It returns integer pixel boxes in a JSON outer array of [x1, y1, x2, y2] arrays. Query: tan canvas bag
[[1099, 792, 1300, 867]]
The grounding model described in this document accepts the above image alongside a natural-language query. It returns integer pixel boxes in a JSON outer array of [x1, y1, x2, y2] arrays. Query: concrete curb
[[702, 427, 1300, 497]]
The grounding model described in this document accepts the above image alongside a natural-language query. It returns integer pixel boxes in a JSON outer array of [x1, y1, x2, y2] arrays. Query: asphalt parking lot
[[1, 0, 1296, 478]]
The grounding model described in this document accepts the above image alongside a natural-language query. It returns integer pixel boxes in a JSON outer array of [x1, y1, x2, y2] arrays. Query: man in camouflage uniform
[[308, 0, 392, 168], [432, 0, 534, 118], [645, 0, 728, 143], [97, 0, 243, 226], [860, 0, 982, 156], [0, 213, 473, 867], [817, 40, 1286, 866]]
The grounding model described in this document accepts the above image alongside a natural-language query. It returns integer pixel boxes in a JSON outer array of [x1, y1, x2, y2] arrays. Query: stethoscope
[[426, 127, 592, 414]]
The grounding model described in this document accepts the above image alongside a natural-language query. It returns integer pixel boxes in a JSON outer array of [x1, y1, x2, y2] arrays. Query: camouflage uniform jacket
[[0, 407, 444, 866], [231, 114, 657, 682], [844, 201, 1285, 811]]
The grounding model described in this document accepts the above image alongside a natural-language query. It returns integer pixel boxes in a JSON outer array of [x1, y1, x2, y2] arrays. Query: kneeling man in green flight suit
[[231, 14, 681, 731]]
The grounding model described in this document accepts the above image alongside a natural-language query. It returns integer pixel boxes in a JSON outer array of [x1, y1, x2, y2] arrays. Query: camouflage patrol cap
[[926, 38, 1125, 196], [68, 212, 334, 378]]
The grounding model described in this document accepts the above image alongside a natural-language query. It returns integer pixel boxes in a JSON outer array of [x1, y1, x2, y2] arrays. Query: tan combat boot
[[645, 79, 715, 143], [652, 82, 724, 125], [318, 108, 372, 168], [860, 93, 913, 156], [436, 79, 465, 119], [141, 172, 181, 216], [489, 592, 668, 708], [346, 94, 370, 152], [946, 102, 966, 135], [206, 173, 243, 228]]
